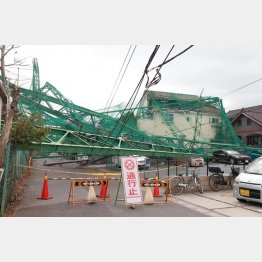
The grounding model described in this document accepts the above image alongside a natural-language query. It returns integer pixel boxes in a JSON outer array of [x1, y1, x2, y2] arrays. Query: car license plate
[[240, 189, 250, 197]]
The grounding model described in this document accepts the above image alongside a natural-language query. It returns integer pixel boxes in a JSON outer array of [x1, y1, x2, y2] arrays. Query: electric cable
[[222, 77, 262, 97], [85, 46, 160, 161], [106, 45, 136, 112], [103, 45, 160, 142], [104, 45, 132, 111], [148, 45, 194, 72], [110, 45, 169, 136], [115, 45, 194, 139], [89, 45, 194, 158]]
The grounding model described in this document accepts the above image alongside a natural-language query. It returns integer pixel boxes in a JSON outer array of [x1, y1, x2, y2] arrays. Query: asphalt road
[[14, 158, 213, 217], [14, 158, 252, 217]]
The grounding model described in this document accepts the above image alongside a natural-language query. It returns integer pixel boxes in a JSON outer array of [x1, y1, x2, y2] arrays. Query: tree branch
[[5, 63, 29, 67], [3, 45, 14, 56]]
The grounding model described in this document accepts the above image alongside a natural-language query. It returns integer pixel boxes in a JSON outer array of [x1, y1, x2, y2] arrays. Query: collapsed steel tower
[[1, 56, 245, 158]]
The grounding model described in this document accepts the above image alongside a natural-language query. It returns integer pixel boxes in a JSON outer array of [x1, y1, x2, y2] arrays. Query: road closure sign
[[121, 157, 143, 205]]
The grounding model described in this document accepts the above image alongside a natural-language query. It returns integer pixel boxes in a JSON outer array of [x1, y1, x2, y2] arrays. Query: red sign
[[121, 157, 143, 205], [124, 159, 135, 170]]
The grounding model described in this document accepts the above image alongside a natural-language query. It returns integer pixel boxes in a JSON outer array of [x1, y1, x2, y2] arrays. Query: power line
[[103, 45, 161, 143], [104, 45, 133, 111], [222, 77, 262, 97], [106, 45, 136, 113], [92, 45, 194, 157], [109, 46, 161, 136], [148, 45, 194, 72], [5, 69, 31, 81], [117, 45, 194, 136]]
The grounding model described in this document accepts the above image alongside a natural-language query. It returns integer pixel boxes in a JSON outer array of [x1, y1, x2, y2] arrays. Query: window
[[167, 113, 174, 122], [210, 118, 220, 126], [247, 118, 252, 126], [237, 119, 242, 127], [247, 135, 262, 146], [186, 117, 190, 122], [209, 118, 219, 124]]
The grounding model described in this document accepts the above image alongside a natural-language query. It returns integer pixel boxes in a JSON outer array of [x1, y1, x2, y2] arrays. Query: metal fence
[[0, 144, 29, 215]]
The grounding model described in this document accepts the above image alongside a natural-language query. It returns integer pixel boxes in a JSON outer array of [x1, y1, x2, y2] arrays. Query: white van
[[134, 155, 151, 169], [75, 154, 88, 160]]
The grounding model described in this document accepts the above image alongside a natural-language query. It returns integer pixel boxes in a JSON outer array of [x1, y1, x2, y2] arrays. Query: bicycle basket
[[208, 167, 224, 174]]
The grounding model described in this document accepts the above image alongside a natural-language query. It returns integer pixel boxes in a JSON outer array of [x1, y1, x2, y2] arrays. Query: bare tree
[[0, 45, 24, 167]]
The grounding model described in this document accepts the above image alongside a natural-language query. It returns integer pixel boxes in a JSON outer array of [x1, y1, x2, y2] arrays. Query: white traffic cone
[[87, 186, 97, 204], [144, 187, 154, 205]]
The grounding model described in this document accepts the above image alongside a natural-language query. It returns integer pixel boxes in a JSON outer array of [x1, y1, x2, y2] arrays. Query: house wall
[[137, 110, 221, 141], [137, 94, 222, 141], [232, 115, 262, 146]]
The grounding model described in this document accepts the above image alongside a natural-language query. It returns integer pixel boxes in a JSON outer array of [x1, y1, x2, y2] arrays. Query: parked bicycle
[[208, 166, 240, 191], [170, 167, 204, 195]]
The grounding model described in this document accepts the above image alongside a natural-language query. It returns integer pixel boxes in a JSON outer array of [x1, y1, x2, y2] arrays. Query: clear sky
[[7, 44, 262, 113]]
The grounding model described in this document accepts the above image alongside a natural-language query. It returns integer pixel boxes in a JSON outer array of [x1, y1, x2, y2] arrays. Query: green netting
[[4, 79, 248, 157], [134, 91, 243, 150], [0, 59, 253, 158]]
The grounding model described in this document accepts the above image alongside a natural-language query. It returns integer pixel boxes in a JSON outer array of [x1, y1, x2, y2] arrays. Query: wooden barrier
[[68, 178, 110, 207], [140, 178, 173, 204]]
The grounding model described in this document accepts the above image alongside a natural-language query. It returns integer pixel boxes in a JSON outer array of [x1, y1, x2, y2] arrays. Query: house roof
[[146, 90, 200, 101], [144, 90, 220, 114], [228, 105, 262, 126]]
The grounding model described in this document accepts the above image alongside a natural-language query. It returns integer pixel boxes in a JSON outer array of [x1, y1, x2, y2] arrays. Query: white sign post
[[121, 157, 143, 205]]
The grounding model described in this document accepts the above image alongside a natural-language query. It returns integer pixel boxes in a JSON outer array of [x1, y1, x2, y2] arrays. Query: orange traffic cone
[[153, 176, 162, 197], [97, 176, 110, 198], [37, 174, 53, 200]]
